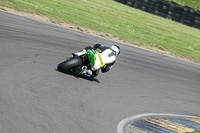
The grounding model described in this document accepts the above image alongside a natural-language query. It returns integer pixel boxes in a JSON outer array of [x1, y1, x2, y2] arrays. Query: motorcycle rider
[[72, 43, 120, 77]]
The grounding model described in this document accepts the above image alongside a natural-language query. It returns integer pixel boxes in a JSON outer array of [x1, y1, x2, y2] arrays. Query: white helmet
[[111, 45, 120, 57]]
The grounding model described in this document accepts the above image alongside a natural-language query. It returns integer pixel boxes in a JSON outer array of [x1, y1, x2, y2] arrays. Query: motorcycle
[[57, 49, 98, 76]]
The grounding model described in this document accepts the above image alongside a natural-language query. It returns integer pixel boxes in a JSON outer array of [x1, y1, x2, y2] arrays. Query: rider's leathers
[[77, 44, 117, 77], [91, 48, 116, 71]]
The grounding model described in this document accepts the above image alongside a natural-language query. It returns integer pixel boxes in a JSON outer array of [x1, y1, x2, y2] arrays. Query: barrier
[[115, 0, 200, 30]]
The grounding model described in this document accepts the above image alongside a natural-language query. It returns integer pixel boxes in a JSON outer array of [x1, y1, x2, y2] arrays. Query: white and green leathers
[[91, 48, 116, 71], [73, 44, 119, 77]]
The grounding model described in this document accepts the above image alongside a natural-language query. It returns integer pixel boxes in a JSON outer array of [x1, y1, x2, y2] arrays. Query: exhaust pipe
[[75, 66, 87, 75], [82, 66, 87, 71]]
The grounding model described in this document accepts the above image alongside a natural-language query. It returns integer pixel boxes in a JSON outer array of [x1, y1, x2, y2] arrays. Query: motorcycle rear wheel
[[57, 57, 83, 72]]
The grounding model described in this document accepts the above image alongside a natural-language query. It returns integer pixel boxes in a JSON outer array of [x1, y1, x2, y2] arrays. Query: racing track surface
[[0, 10, 200, 133]]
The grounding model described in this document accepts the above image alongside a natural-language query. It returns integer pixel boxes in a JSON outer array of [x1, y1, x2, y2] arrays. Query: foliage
[[171, 0, 200, 10]]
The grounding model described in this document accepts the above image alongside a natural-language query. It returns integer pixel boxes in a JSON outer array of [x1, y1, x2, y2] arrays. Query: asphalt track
[[0, 10, 200, 133]]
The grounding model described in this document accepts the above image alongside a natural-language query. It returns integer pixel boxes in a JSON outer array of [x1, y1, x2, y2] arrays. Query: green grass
[[171, 0, 200, 10], [186, 130, 200, 133], [0, 0, 200, 63]]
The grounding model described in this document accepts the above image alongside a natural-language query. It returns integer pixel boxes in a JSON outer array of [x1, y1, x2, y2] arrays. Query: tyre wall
[[115, 0, 200, 29]]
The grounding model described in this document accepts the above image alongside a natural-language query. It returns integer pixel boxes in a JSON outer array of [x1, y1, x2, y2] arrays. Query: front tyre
[[57, 57, 83, 72]]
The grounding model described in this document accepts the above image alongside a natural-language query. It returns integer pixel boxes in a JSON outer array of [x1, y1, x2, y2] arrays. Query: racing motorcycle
[[57, 49, 98, 76]]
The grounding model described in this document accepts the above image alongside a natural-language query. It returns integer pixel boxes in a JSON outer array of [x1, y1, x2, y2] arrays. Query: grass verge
[[186, 130, 200, 133], [0, 0, 200, 63]]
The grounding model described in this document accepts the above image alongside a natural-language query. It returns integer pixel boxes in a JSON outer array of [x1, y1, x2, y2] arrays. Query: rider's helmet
[[111, 45, 120, 57]]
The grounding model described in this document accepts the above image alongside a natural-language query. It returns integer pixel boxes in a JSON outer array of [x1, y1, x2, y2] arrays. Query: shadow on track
[[56, 70, 100, 83]]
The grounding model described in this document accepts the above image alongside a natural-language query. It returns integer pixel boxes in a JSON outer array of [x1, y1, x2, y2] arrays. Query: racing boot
[[82, 69, 92, 76], [72, 49, 86, 57]]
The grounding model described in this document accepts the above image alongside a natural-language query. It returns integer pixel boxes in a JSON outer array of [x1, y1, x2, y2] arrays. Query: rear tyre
[[57, 57, 83, 72]]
